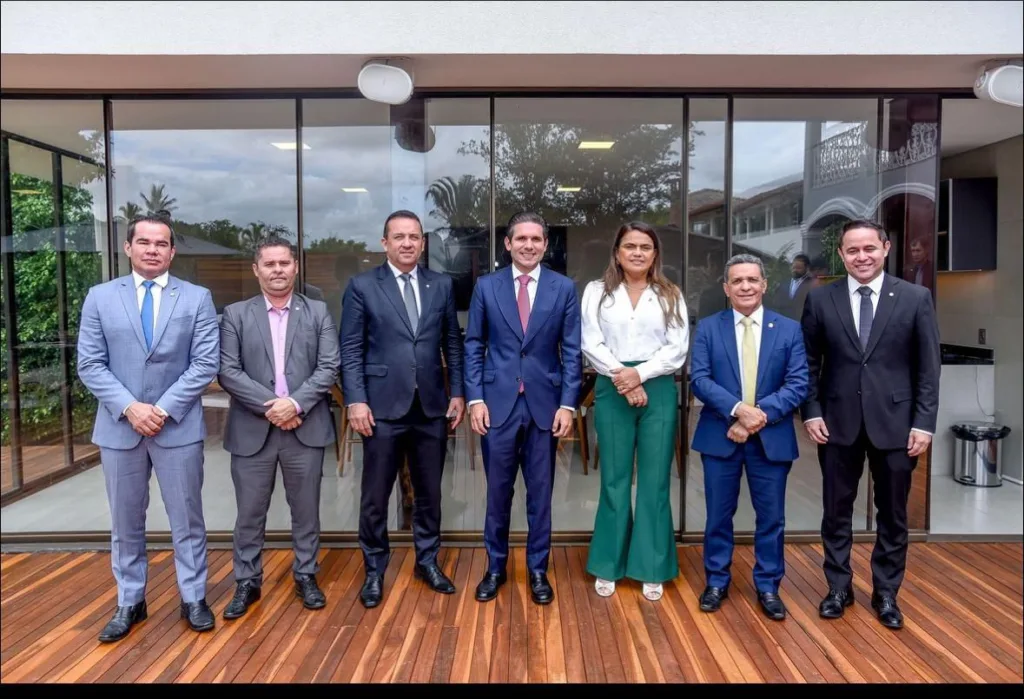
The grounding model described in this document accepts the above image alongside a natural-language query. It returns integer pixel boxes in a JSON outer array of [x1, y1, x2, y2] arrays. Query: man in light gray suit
[[217, 237, 340, 619], [77, 211, 220, 643]]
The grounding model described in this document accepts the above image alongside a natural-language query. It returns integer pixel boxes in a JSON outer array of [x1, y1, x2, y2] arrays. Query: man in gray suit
[[77, 211, 220, 642], [217, 238, 340, 619]]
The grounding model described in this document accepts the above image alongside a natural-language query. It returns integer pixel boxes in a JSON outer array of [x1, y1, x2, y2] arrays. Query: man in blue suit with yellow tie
[[464, 211, 582, 606], [689, 254, 808, 620], [77, 211, 220, 642]]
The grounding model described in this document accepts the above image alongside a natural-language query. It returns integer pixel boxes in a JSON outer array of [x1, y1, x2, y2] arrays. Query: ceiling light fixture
[[271, 142, 310, 150], [342, 187, 369, 193], [556, 186, 581, 193], [578, 141, 615, 150]]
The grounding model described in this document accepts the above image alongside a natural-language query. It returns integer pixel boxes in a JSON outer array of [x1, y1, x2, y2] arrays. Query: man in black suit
[[801, 219, 940, 630], [770, 253, 814, 320], [340, 209, 465, 608]]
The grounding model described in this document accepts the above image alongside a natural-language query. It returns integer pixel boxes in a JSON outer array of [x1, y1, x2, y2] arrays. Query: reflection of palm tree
[[118, 201, 142, 221], [141, 183, 178, 213], [426, 175, 488, 228]]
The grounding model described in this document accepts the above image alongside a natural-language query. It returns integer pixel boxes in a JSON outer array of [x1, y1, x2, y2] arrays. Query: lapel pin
[[768, 322, 774, 328], [889, 292, 894, 296], [426, 284, 430, 288]]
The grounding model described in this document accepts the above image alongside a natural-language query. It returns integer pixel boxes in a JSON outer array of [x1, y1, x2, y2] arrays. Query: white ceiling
[[940, 98, 1024, 156]]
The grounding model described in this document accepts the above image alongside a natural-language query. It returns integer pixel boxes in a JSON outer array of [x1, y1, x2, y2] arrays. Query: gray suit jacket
[[77, 273, 220, 450], [218, 292, 340, 457]]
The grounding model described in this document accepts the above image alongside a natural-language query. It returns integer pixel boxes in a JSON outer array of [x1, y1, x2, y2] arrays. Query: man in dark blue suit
[[689, 254, 808, 620], [464, 211, 582, 606], [340, 210, 465, 609]]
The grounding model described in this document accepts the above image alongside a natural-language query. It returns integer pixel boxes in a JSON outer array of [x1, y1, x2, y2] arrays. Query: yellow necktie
[[740, 316, 757, 405]]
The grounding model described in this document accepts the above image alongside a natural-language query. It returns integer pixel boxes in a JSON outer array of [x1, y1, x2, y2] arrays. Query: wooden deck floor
[[1, 542, 1021, 683]]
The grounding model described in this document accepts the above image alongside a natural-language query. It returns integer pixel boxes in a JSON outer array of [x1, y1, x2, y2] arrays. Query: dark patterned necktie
[[857, 286, 873, 350]]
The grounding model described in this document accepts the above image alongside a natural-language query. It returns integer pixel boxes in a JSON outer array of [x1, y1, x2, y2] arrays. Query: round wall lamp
[[357, 58, 415, 105]]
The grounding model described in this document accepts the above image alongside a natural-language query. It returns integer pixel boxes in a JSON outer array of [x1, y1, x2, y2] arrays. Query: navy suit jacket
[[464, 264, 582, 430], [689, 307, 809, 463], [339, 263, 463, 421]]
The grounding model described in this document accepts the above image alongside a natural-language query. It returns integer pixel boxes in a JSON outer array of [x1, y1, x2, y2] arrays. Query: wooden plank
[[542, 547, 567, 683], [446, 547, 486, 683], [552, 546, 586, 684], [1, 543, 1022, 685], [410, 549, 463, 683]]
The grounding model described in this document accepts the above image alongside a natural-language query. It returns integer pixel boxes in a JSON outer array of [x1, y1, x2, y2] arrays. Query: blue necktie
[[141, 280, 155, 351]]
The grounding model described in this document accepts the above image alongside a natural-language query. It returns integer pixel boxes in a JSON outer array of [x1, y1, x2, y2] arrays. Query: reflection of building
[[1, 2, 1021, 547]]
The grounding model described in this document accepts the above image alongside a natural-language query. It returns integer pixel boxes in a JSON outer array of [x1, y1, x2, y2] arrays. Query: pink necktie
[[517, 274, 530, 393]]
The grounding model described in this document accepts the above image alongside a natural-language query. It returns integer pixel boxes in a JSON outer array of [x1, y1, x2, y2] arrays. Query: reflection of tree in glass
[[425, 175, 489, 229], [458, 122, 697, 229], [140, 183, 177, 213]]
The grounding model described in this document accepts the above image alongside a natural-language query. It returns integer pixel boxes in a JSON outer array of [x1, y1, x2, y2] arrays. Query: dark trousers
[[359, 392, 447, 575], [702, 438, 790, 593], [820, 424, 917, 596], [481, 393, 557, 576]]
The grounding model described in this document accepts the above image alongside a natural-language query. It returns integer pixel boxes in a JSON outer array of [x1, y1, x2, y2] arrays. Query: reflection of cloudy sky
[[111, 122, 489, 248], [689, 120, 806, 196], [111, 116, 807, 247]]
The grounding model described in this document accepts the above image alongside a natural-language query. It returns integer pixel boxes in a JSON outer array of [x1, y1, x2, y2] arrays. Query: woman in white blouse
[[582, 221, 689, 601]]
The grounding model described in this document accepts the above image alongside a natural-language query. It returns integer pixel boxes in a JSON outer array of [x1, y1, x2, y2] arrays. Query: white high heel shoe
[[594, 578, 616, 597], [642, 583, 663, 601]]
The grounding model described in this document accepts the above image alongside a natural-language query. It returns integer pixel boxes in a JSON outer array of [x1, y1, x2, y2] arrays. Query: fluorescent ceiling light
[[556, 186, 581, 193], [12, 189, 43, 195], [578, 141, 615, 149], [271, 142, 310, 150], [342, 187, 368, 193]]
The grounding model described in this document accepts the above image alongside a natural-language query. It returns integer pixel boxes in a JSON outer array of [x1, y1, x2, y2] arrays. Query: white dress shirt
[[848, 271, 883, 336], [730, 305, 763, 417], [806, 272, 930, 436], [580, 279, 688, 383], [132, 270, 169, 336], [388, 260, 421, 315]]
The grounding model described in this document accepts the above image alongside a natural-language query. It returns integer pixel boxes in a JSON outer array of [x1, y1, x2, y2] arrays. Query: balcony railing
[[812, 122, 939, 189]]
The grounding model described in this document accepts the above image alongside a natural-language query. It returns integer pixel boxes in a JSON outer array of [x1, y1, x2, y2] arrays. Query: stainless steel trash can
[[952, 421, 1011, 487]]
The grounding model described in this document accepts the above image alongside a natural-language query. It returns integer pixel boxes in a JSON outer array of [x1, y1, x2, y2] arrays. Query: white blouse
[[580, 279, 690, 383]]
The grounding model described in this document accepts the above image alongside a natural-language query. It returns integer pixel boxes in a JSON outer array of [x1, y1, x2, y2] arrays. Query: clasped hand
[[264, 397, 302, 430], [728, 404, 767, 443]]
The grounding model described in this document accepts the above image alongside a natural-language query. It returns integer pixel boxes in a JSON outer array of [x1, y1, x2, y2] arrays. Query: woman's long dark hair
[[599, 221, 684, 327]]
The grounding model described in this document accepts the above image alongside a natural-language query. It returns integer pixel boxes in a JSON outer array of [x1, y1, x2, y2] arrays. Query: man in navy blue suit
[[689, 254, 808, 620], [464, 211, 582, 606], [340, 210, 465, 609]]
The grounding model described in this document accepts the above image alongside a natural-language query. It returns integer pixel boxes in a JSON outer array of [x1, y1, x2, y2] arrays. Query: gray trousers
[[101, 440, 208, 606], [230, 427, 324, 586]]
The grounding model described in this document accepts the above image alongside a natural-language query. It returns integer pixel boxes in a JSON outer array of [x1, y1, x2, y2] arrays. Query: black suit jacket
[[800, 273, 940, 450], [339, 263, 463, 421]]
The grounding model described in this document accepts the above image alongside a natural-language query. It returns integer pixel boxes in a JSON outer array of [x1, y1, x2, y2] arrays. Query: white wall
[[2, 1, 1021, 57], [937, 134, 1024, 482]]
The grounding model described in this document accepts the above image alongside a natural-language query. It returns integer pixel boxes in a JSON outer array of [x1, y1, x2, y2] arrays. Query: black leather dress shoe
[[818, 586, 855, 619], [98, 601, 147, 643], [757, 592, 787, 621], [415, 563, 456, 594], [871, 592, 904, 630], [475, 571, 507, 602], [529, 572, 554, 605], [180, 599, 215, 632], [296, 575, 327, 610], [360, 573, 383, 608], [223, 582, 261, 620], [699, 586, 728, 612]]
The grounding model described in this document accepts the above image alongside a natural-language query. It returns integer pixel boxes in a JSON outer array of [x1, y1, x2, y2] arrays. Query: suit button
[[145, 360, 151, 365], [521, 352, 526, 358], [516, 377, 521, 383]]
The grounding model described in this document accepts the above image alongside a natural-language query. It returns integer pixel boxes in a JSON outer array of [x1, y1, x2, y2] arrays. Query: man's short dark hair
[[793, 253, 811, 266], [506, 211, 548, 239], [383, 209, 423, 238], [254, 236, 297, 263], [127, 210, 175, 247], [839, 219, 889, 247]]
